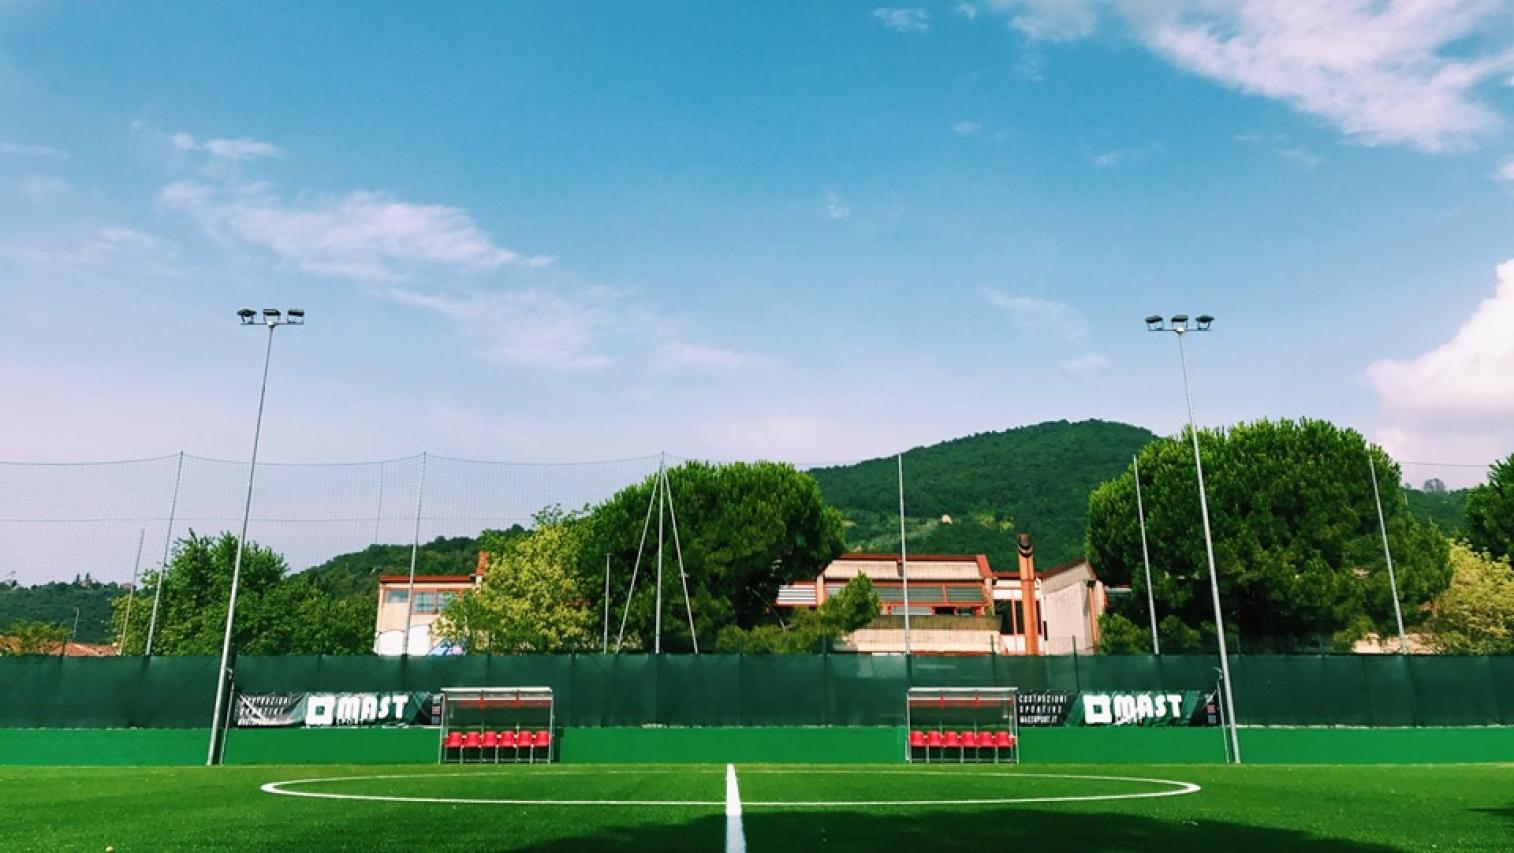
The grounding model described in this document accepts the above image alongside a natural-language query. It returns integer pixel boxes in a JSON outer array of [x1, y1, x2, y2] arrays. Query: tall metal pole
[[654, 455, 665, 655], [1369, 454, 1409, 654], [146, 450, 183, 656], [403, 451, 429, 657], [1133, 454, 1160, 655], [373, 461, 385, 544], [1175, 330, 1241, 764], [663, 465, 698, 653], [897, 453, 911, 655], [208, 322, 276, 766], [119, 529, 145, 652], [602, 553, 612, 654]]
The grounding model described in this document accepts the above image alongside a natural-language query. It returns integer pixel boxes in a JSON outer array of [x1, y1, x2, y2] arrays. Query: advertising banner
[[234, 691, 438, 728], [1017, 690, 1218, 727]]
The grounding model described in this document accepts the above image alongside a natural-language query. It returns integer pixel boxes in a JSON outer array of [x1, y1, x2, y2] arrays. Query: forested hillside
[[0, 577, 125, 643], [295, 535, 485, 599], [1404, 487, 1469, 536], [810, 420, 1159, 568]]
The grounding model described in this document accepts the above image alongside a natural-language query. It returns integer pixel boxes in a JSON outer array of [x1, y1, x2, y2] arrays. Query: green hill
[[295, 536, 484, 599], [0, 577, 127, 644], [1404, 487, 1469, 537], [810, 420, 1160, 570]]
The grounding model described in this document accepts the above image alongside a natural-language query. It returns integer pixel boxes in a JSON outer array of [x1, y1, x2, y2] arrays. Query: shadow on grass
[[510, 807, 1400, 853]]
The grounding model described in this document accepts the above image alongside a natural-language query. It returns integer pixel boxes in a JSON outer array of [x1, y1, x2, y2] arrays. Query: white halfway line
[[725, 763, 746, 853]]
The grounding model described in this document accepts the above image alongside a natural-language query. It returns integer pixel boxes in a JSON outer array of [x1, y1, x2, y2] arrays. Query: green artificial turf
[[2, 763, 1510, 851]]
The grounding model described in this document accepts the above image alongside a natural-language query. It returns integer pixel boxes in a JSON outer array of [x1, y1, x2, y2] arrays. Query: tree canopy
[[584, 460, 845, 652], [1465, 454, 1514, 563], [716, 574, 881, 653], [111, 531, 373, 655], [1423, 542, 1514, 654], [1086, 419, 1452, 651], [435, 509, 594, 653]]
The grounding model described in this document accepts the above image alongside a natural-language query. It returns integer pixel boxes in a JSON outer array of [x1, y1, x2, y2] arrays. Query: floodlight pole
[[898, 453, 911, 655], [654, 454, 666, 655], [208, 309, 301, 766], [1368, 454, 1409, 654], [145, 450, 184, 656], [1133, 454, 1160, 655], [1149, 313, 1241, 764]]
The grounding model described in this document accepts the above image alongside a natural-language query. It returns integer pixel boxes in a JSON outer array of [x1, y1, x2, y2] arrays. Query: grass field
[[3, 763, 1511, 851]]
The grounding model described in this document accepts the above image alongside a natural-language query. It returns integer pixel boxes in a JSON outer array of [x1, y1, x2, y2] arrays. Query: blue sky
[[3, 0, 1514, 474]]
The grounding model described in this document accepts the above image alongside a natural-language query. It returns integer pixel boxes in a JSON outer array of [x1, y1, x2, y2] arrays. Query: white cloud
[[388, 286, 616, 371], [1091, 143, 1159, 167], [952, 120, 982, 136], [1494, 158, 1514, 181], [873, 7, 930, 32], [982, 288, 1088, 338], [977, 0, 1513, 152], [955, 2, 979, 20], [20, 175, 70, 200], [1061, 351, 1110, 373], [172, 132, 282, 161], [0, 141, 68, 160], [822, 188, 852, 220], [162, 180, 549, 281], [1276, 147, 1322, 168], [1137, 0, 1514, 152], [1367, 260, 1514, 461], [987, 0, 1098, 41], [654, 341, 757, 372]]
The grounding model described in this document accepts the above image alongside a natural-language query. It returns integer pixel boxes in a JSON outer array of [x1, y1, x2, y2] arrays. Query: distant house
[[373, 552, 486, 656], [776, 542, 1106, 655]]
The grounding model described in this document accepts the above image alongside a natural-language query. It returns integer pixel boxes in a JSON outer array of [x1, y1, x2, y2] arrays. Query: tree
[[715, 575, 881, 653], [0, 619, 70, 655], [1465, 454, 1514, 563], [1086, 419, 1452, 651], [1095, 613, 1150, 654], [435, 509, 594, 653], [583, 461, 845, 652], [1423, 543, 1514, 654], [110, 531, 374, 655]]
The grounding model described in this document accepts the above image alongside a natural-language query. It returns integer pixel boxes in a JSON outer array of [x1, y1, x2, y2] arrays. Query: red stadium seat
[[994, 731, 1014, 749], [461, 731, 481, 762], [960, 731, 981, 749], [536, 730, 552, 762], [517, 731, 536, 763], [943, 731, 961, 748], [443, 730, 464, 763], [481, 731, 498, 761]]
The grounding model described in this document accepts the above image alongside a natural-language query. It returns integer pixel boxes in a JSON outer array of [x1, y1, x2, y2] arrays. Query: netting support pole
[[654, 453, 665, 655], [663, 463, 698, 653], [403, 451, 429, 658], [615, 461, 661, 653], [602, 553, 611, 654], [1369, 453, 1409, 655], [373, 460, 385, 545], [118, 529, 145, 651], [1133, 453, 1160, 655], [145, 450, 183, 657], [897, 453, 911, 656]]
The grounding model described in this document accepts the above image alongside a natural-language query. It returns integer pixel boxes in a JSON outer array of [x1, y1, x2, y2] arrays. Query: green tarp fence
[[1, 654, 1511, 729]]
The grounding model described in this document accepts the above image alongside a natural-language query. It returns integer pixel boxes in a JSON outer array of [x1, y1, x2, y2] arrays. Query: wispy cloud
[[1495, 158, 1514, 182], [20, 175, 70, 201], [822, 188, 852, 220], [0, 141, 68, 160], [1235, 131, 1322, 168], [982, 288, 1087, 338], [979, 0, 1514, 152], [388, 286, 617, 371], [990, 0, 1098, 41], [1061, 352, 1110, 373], [162, 180, 550, 281], [0, 225, 177, 268], [873, 7, 930, 33], [954, 2, 978, 20], [951, 120, 982, 137], [654, 341, 757, 373], [1367, 259, 1514, 460], [171, 132, 282, 161], [1090, 143, 1159, 168]]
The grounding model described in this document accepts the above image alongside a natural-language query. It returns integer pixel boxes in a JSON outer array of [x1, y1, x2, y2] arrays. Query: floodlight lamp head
[[1144, 314, 1164, 332], [286, 308, 305, 324], [1196, 314, 1214, 331], [237, 308, 256, 324]]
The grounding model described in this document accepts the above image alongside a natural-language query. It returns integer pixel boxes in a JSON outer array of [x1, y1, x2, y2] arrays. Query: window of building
[[437, 591, 457, 610], [384, 589, 408, 604], [413, 592, 439, 614]]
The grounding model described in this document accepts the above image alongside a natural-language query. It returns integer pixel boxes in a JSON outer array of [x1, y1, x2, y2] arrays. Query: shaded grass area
[[1, 763, 1511, 851]]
